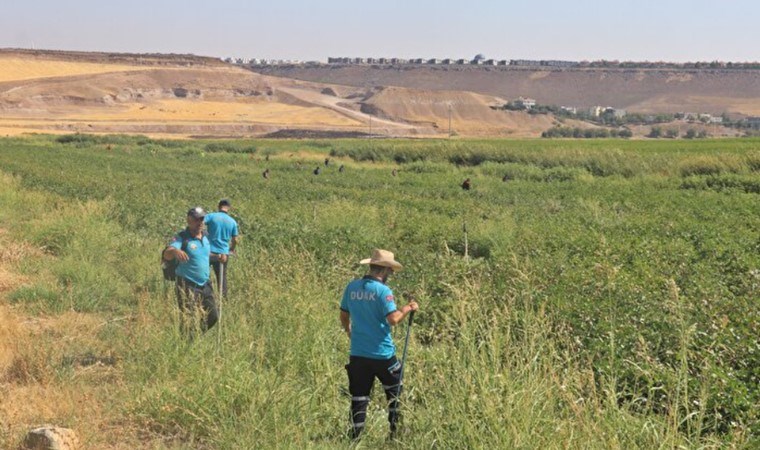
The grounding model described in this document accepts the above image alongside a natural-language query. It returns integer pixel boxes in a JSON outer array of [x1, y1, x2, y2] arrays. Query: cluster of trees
[[499, 101, 678, 126], [541, 127, 632, 139], [647, 127, 709, 139], [501, 99, 760, 139], [500, 100, 535, 112]]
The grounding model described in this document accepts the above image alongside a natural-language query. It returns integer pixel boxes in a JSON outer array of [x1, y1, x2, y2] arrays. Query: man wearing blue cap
[[162, 207, 218, 333], [204, 199, 240, 297]]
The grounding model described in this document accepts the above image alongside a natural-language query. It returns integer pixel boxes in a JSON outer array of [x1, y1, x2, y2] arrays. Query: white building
[[519, 97, 536, 109]]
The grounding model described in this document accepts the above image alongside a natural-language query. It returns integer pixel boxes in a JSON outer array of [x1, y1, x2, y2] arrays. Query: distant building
[[511, 59, 541, 66], [518, 96, 536, 109], [698, 113, 721, 123], [456, 59, 469, 65], [441, 58, 454, 64], [427, 58, 441, 64], [589, 106, 605, 117], [745, 117, 760, 129], [483, 59, 497, 65], [540, 60, 578, 68]]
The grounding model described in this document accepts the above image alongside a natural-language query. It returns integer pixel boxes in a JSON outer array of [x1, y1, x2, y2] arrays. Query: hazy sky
[[2, 0, 758, 62]]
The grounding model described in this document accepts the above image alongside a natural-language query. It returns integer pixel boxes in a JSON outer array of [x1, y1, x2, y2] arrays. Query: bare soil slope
[[0, 53, 381, 136], [0, 50, 596, 138], [364, 86, 572, 136], [253, 65, 760, 116]]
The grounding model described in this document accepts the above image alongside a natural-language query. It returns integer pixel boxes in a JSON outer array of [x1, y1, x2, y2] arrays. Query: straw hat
[[359, 249, 403, 272]]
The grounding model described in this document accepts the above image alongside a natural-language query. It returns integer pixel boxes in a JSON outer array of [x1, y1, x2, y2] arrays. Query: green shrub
[[678, 156, 725, 176]]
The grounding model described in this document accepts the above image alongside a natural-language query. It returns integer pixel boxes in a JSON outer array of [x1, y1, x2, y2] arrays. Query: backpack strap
[[178, 229, 191, 253], [178, 229, 206, 253]]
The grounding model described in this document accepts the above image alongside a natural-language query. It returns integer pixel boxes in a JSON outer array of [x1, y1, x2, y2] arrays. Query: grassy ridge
[[0, 135, 758, 448]]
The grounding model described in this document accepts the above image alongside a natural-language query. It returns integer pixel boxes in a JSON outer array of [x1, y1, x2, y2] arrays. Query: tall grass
[[0, 136, 757, 448]]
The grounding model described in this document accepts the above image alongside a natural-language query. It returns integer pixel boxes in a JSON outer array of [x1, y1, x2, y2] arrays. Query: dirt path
[[277, 86, 424, 131]]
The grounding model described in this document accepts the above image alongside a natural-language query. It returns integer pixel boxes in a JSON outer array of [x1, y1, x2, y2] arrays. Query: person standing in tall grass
[[204, 199, 240, 298], [340, 249, 419, 440], [163, 207, 218, 334]]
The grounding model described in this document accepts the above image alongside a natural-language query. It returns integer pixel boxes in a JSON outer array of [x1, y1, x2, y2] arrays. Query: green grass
[[0, 135, 758, 448]]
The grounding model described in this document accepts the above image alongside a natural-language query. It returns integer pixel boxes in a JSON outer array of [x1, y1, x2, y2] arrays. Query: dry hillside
[[0, 50, 568, 137], [252, 64, 760, 117], [0, 50, 607, 138], [5, 50, 753, 138], [362, 86, 584, 137]]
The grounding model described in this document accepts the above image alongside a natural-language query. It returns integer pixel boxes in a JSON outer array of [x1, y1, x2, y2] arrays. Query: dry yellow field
[[0, 126, 54, 136], [62, 99, 365, 126], [0, 57, 154, 83]]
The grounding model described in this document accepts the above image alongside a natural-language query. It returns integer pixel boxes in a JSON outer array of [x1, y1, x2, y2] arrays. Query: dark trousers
[[345, 355, 403, 438], [175, 277, 218, 333], [210, 258, 229, 298]]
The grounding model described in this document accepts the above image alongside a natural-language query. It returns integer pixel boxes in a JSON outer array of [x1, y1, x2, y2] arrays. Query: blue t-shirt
[[204, 211, 239, 255], [169, 231, 210, 286], [340, 276, 398, 359]]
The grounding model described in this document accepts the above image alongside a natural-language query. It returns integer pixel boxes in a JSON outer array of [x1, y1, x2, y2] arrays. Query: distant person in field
[[204, 199, 240, 298], [461, 178, 471, 190], [262, 168, 270, 179], [339, 164, 345, 173], [162, 207, 218, 334], [340, 249, 419, 440], [325, 157, 330, 166], [314, 167, 321, 175]]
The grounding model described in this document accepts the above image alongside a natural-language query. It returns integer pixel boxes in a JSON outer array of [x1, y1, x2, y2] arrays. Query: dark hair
[[369, 264, 392, 273]]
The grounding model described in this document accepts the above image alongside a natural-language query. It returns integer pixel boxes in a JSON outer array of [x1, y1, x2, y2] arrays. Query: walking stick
[[217, 260, 224, 351], [390, 309, 415, 438], [398, 310, 415, 394]]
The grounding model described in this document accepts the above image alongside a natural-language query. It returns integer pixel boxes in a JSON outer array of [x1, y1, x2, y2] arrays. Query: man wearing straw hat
[[339, 249, 419, 440]]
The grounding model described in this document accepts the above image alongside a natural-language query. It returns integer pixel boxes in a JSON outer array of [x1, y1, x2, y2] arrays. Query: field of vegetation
[[0, 134, 758, 449]]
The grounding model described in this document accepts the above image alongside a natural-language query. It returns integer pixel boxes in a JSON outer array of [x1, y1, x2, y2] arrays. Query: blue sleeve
[[168, 234, 182, 250], [340, 285, 350, 312], [232, 220, 239, 237], [204, 214, 211, 225], [381, 287, 397, 316]]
